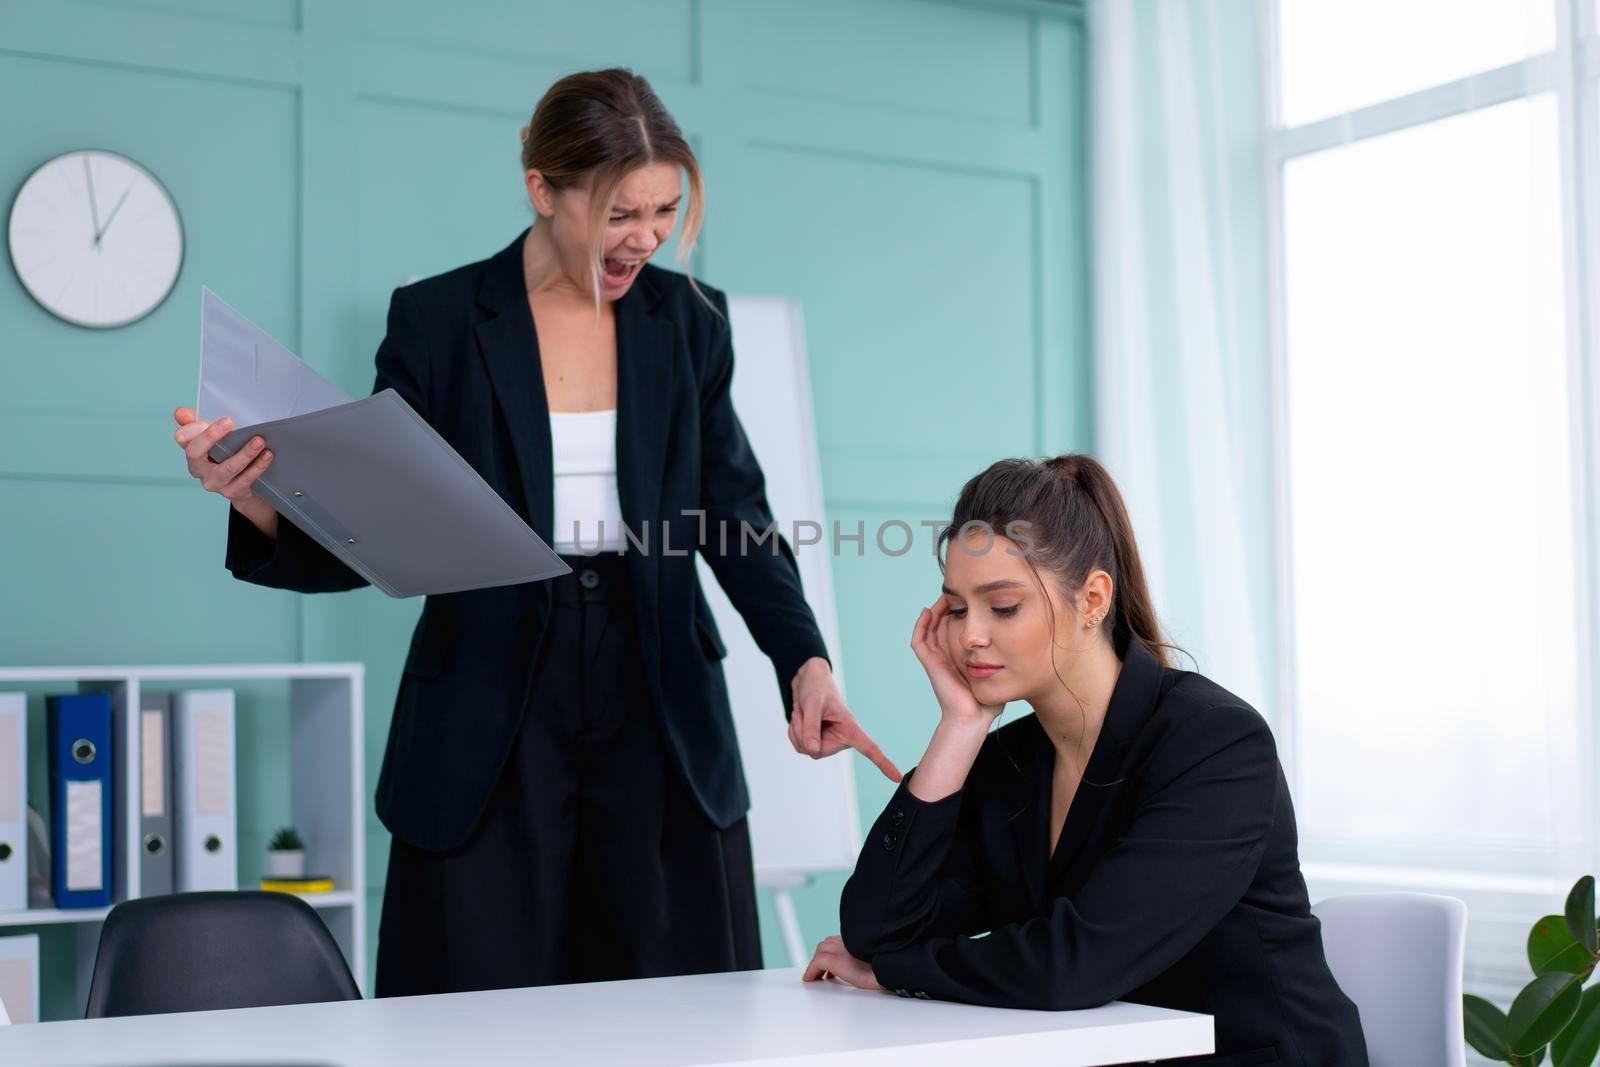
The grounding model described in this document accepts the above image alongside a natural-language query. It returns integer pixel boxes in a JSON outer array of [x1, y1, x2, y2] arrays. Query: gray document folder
[[197, 287, 571, 598], [137, 690, 173, 897]]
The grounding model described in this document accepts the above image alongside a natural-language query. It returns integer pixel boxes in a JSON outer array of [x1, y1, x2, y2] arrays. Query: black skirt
[[374, 550, 763, 996]]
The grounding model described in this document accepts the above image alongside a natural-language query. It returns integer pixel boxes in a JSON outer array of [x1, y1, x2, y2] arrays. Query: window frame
[[1260, 0, 1600, 997]]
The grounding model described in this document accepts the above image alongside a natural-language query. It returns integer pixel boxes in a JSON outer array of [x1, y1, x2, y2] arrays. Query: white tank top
[[549, 408, 625, 553]]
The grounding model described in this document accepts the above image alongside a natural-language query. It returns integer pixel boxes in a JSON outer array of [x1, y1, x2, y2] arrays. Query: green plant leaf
[[1533, 916, 1593, 976], [1568, 877, 1598, 954], [1468, 994, 1515, 1061], [1553, 985, 1600, 1067], [267, 825, 304, 852], [1509, 973, 1585, 1056]]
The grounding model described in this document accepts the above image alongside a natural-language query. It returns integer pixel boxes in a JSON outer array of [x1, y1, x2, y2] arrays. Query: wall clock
[[7, 149, 184, 329]]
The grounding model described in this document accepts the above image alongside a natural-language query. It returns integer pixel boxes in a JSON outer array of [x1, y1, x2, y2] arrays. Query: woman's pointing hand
[[788, 657, 902, 782]]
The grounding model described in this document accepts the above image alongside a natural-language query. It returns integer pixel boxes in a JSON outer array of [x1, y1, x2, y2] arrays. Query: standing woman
[[171, 68, 899, 996]]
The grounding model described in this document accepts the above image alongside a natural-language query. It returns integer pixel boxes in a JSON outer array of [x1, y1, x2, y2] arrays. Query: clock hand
[[83, 156, 103, 250], [96, 187, 132, 244]]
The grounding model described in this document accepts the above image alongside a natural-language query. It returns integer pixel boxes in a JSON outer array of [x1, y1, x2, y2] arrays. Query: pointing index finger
[[846, 723, 902, 782]]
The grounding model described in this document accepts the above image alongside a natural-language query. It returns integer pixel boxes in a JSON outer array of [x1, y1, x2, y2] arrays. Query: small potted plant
[[1465, 874, 1600, 1066], [266, 826, 306, 879]]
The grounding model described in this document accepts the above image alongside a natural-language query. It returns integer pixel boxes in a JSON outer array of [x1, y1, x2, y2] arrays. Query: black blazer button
[[889, 809, 905, 827], [579, 568, 600, 590], [882, 830, 898, 851], [896, 987, 911, 998]]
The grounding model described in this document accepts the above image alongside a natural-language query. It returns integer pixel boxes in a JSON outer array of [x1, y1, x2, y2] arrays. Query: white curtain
[[1088, 0, 1276, 720], [1095, 0, 1591, 1013]]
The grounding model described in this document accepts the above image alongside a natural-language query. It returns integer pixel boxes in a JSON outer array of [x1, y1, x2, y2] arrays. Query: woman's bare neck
[[1027, 638, 1122, 777]]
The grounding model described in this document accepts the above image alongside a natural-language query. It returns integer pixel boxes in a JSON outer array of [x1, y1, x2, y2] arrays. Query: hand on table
[[801, 935, 883, 991]]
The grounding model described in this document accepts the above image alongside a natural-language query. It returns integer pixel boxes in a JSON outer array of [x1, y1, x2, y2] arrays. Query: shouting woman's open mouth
[[603, 255, 643, 287]]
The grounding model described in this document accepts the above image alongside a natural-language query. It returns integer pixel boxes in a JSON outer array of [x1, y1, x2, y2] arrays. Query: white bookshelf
[[0, 663, 366, 1014]]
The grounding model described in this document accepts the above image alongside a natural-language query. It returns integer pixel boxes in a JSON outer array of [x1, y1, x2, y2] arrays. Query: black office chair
[[84, 890, 361, 1018]]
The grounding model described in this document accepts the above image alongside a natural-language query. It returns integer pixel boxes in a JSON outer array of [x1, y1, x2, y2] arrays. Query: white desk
[[0, 966, 1214, 1066]]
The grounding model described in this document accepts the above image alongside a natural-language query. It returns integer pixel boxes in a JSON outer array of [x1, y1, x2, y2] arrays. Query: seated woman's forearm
[[838, 727, 990, 960], [906, 716, 990, 802], [838, 790, 983, 961]]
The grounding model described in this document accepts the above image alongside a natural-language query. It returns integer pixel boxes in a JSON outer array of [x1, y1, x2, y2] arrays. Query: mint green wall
[[1, 0, 1088, 1018]]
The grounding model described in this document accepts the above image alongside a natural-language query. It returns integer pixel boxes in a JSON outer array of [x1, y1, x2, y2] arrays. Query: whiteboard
[[698, 297, 860, 884]]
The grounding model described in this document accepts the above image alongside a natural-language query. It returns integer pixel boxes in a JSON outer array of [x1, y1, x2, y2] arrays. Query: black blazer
[[224, 228, 830, 851], [839, 628, 1367, 1067]]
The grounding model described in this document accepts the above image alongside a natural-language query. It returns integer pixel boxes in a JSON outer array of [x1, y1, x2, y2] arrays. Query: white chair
[[1312, 892, 1468, 1067]]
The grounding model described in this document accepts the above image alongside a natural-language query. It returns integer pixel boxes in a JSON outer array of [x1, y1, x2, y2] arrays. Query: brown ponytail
[[938, 453, 1185, 669]]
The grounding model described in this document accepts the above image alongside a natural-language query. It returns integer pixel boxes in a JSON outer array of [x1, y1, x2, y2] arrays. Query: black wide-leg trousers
[[374, 550, 763, 997]]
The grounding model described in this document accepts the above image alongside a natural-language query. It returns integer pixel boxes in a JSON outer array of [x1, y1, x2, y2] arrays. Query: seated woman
[[804, 454, 1367, 1066]]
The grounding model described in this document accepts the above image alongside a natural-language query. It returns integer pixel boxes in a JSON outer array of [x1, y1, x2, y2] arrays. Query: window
[[1277, 0, 1554, 125], [1267, 0, 1600, 1003]]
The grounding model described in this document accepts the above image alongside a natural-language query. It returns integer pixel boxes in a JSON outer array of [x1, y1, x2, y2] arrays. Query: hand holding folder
[[192, 288, 570, 597]]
